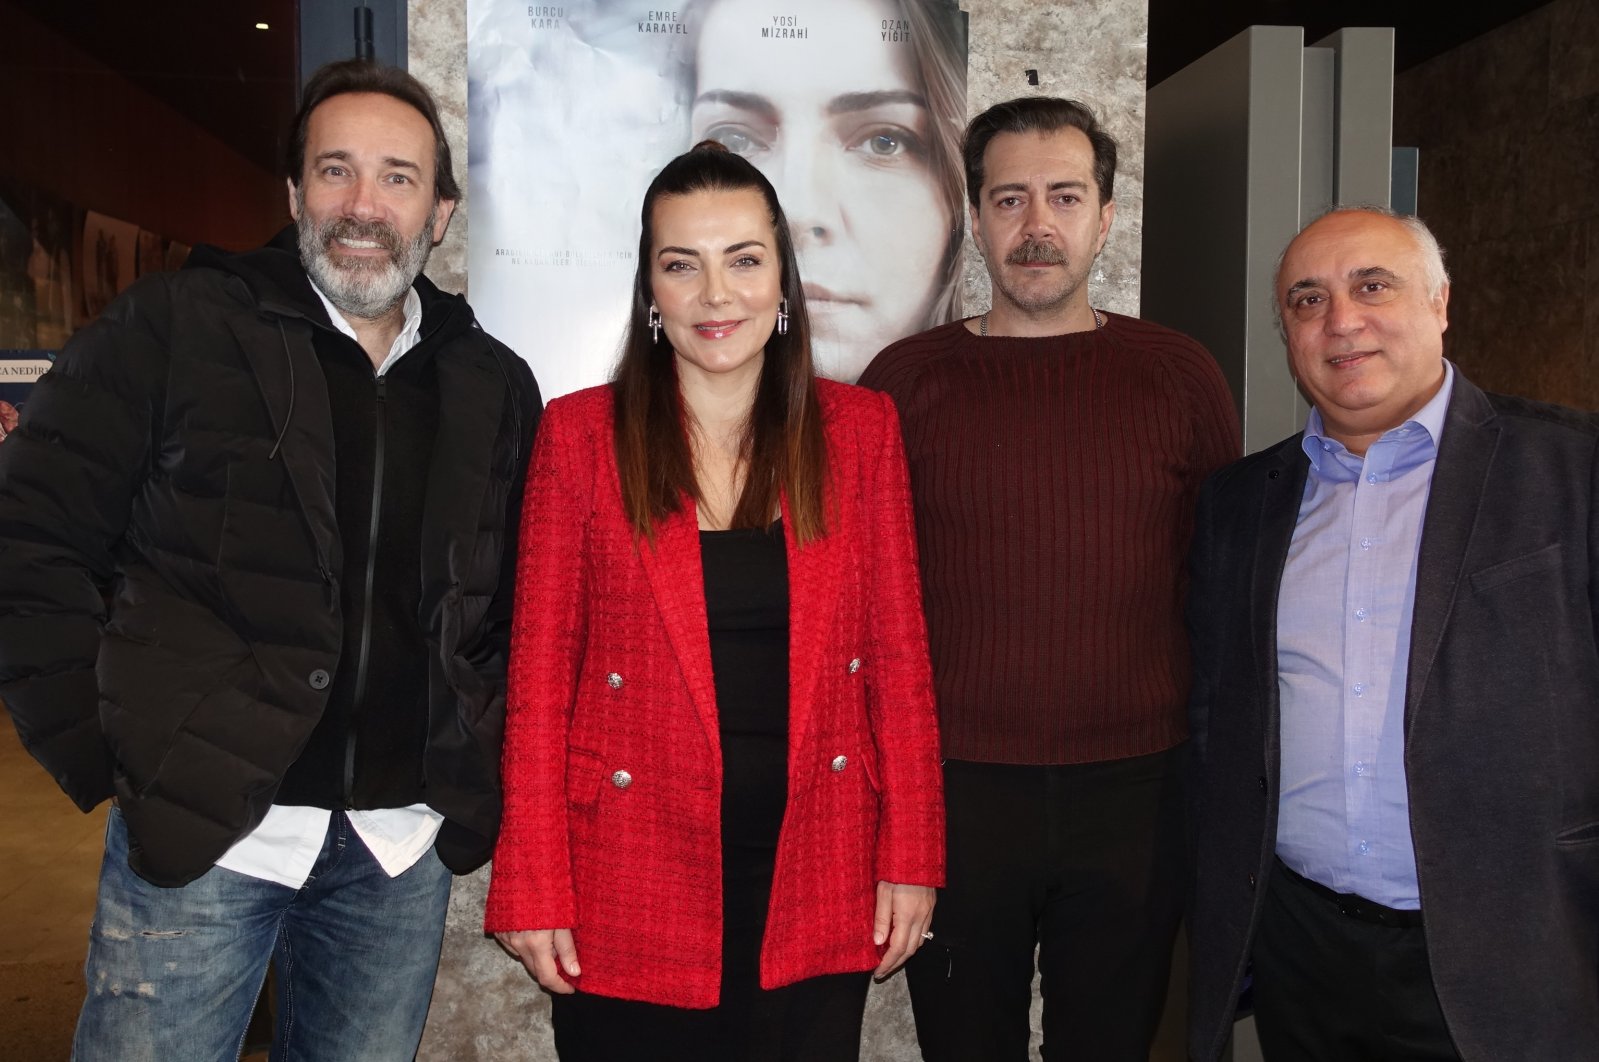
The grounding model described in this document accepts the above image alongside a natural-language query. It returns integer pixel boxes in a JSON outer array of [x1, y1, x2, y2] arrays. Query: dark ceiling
[[8, 0, 1560, 173], [9, 0, 298, 175], [1148, 0, 1556, 86]]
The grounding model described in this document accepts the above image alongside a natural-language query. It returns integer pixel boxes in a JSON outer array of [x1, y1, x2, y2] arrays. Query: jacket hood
[[185, 225, 475, 337]]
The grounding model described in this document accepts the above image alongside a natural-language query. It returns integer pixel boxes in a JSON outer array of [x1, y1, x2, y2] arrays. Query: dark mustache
[[1005, 239, 1066, 266]]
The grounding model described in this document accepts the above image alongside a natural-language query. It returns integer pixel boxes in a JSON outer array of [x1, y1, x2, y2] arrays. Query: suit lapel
[[1404, 377, 1499, 731], [783, 493, 841, 755], [1254, 439, 1309, 766], [637, 501, 722, 754], [634, 489, 843, 758]]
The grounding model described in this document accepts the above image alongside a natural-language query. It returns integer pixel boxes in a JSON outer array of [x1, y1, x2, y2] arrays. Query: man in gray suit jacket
[[1186, 207, 1599, 1062]]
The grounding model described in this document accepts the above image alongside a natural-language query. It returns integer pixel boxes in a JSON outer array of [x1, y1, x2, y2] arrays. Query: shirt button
[[1367, 473, 1379, 484], [606, 672, 623, 689], [1358, 840, 1371, 854], [1353, 682, 1366, 696], [1321, 442, 1333, 452], [1353, 761, 1366, 776], [847, 658, 862, 674], [830, 755, 848, 772], [1360, 537, 1373, 550], [308, 669, 331, 690], [611, 770, 632, 789], [1354, 607, 1368, 621]]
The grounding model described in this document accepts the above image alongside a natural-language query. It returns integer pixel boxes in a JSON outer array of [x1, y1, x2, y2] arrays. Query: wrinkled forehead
[[1277, 213, 1422, 293], [979, 128, 1098, 199], [305, 92, 436, 171]]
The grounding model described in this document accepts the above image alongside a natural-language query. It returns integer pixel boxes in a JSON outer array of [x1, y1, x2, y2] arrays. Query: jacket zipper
[[345, 374, 386, 807]]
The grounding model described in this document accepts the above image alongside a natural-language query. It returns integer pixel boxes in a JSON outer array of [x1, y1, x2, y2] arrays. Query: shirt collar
[[1302, 361, 1455, 471], [308, 282, 424, 378]]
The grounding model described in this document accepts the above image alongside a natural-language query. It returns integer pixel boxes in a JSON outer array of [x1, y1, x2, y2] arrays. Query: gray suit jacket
[[1186, 372, 1599, 1062]]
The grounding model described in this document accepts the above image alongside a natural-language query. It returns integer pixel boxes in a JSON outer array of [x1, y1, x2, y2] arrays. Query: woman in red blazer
[[484, 143, 944, 1060]]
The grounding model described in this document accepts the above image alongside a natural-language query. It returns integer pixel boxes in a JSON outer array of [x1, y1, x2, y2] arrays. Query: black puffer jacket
[[0, 232, 540, 886]]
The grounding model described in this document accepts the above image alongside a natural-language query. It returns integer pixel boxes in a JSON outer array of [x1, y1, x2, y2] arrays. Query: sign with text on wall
[[468, 0, 967, 399], [0, 352, 51, 448]]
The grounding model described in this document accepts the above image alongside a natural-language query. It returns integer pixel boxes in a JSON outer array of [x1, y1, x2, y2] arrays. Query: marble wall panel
[[957, 0, 1149, 319], [417, 870, 555, 1058], [412, 0, 469, 293], [1395, 0, 1599, 412], [409, 1, 1151, 1058]]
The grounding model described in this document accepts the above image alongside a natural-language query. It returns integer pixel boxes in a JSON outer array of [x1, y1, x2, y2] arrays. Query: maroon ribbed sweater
[[858, 313, 1241, 764]]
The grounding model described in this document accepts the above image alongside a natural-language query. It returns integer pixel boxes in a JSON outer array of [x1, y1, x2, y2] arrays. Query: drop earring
[[776, 298, 789, 337], [648, 305, 661, 343]]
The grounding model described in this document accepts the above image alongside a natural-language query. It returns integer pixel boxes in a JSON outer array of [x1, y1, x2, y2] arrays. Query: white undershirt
[[214, 282, 441, 888]]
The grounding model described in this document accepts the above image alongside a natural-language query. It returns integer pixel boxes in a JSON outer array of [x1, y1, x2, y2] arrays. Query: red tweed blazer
[[484, 380, 944, 1009]]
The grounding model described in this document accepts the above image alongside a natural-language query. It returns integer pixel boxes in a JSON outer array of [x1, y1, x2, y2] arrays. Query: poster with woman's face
[[468, 0, 966, 399]]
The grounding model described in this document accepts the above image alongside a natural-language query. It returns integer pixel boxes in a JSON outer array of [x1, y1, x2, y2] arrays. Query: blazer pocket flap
[[797, 747, 880, 793], [566, 748, 606, 808], [1555, 821, 1599, 847], [1469, 543, 1562, 593]]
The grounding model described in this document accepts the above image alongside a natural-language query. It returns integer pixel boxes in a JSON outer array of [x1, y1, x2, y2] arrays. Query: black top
[[700, 521, 789, 850], [276, 323, 440, 810]]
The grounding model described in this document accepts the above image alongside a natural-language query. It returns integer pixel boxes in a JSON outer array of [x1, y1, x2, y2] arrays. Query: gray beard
[[295, 192, 436, 321]]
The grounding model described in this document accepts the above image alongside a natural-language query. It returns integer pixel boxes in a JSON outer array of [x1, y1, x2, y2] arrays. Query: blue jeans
[[72, 807, 452, 1062]]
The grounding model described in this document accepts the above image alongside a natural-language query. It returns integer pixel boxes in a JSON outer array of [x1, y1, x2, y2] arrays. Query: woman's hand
[[871, 881, 937, 980], [494, 928, 581, 994]]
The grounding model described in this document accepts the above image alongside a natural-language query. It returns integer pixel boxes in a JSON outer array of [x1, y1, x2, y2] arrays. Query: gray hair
[[1272, 205, 1450, 339]]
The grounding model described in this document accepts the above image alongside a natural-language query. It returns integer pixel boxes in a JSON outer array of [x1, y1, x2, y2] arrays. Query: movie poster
[[82, 211, 140, 323], [0, 184, 79, 352], [0, 352, 50, 447], [468, 0, 967, 399]]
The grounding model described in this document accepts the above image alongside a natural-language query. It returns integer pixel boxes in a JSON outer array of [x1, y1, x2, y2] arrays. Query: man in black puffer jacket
[[0, 60, 541, 1059]]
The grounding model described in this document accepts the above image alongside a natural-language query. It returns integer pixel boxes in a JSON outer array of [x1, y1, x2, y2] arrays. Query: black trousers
[[906, 749, 1186, 1061], [551, 845, 870, 1062], [1251, 863, 1461, 1062]]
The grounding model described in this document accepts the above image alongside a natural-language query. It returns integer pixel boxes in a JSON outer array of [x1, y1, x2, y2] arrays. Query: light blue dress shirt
[[1274, 363, 1455, 909]]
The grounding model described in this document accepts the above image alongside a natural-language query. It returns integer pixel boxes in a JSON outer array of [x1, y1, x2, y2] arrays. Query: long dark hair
[[897, 0, 967, 326], [613, 142, 828, 544]]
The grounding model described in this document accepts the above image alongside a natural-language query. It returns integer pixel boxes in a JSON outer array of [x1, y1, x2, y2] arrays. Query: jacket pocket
[[788, 743, 882, 796], [566, 747, 606, 808], [1469, 543, 1562, 593], [861, 747, 881, 793]]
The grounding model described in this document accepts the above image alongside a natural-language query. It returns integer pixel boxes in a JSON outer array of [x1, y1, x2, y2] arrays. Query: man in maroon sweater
[[859, 97, 1240, 1061]]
